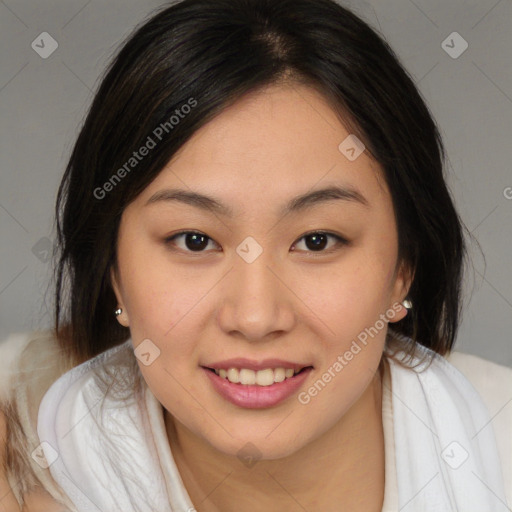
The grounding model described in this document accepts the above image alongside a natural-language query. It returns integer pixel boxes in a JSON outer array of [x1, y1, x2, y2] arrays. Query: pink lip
[[203, 357, 311, 373], [202, 366, 313, 409]]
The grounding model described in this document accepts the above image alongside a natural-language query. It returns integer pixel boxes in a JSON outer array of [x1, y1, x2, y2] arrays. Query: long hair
[[54, 0, 473, 366]]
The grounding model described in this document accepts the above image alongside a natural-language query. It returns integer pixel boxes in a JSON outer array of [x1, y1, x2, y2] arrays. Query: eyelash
[[164, 230, 349, 256]]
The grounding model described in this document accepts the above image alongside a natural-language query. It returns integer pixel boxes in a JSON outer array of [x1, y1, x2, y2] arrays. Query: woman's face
[[111, 83, 410, 459]]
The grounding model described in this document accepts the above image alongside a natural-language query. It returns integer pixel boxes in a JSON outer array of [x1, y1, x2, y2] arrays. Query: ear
[[110, 265, 130, 327], [387, 260, 415, 324]]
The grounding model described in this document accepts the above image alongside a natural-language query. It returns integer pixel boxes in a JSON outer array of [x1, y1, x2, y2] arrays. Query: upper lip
[[203, 358, 313, 373]]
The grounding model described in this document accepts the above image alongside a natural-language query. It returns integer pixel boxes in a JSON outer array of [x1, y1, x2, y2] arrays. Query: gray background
[[1, 0, 511, 366]]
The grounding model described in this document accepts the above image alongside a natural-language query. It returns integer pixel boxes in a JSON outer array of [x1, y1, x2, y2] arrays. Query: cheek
[[304, 255, 393, 331], [292, 334, 384, 454], [303, 302, 385, 414], [118, 251, 209, 381], [297, 249, 393, 392], [117, 243, 195, 336]]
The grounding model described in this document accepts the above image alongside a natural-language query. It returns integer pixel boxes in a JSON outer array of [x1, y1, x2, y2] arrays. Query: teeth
[[255, 368, 274, 386], [239, 368, 256, 385], [213, 367, 304, 385], [274, 368, 285, 383], [227, 368, 239, 383]]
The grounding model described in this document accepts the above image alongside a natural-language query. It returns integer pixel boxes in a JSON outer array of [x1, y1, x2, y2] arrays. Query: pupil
[[183, 233, 327, 252], [307, 234, 327, 251], [186, 233, 208, 251]]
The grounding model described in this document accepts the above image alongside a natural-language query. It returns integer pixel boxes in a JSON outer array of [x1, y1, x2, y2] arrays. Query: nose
[[216, 249, 296, 342]]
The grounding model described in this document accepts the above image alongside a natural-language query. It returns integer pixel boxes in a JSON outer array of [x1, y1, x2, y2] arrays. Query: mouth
[[202, 365, 313, 386], [201, 364, 314, 409]]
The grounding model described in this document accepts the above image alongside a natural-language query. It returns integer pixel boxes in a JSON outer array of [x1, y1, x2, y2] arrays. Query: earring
[[402, 299, 413, 310], [114, 308, 123, 316]]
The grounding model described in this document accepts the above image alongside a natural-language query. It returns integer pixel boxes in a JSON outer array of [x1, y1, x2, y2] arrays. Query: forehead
[[135, 83, 390, 215]]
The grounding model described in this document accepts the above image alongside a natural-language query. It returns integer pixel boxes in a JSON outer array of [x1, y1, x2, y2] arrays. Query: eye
[[165, 231, 219, 253], [164, 230, 348, 254], [291, 231, 348, 254]]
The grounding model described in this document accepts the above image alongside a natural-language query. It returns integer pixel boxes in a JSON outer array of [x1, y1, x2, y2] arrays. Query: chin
[[201, 426, 309, 462]]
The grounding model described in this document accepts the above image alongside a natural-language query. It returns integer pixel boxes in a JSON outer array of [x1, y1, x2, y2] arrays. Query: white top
[[147, 361, 399, 509], [1, 331, 511, 511]]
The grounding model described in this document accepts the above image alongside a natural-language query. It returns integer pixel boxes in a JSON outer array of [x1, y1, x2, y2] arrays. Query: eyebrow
[[144, 185, 370, 217]]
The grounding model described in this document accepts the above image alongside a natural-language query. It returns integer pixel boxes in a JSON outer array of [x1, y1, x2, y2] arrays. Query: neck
[[165, 359, 386, 512]]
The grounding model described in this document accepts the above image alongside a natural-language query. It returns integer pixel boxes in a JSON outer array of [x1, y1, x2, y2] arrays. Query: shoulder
[[445, 350, 512, 410], [445, 350, 512, 502], [0, 329, 73, 400], [0, 330, 76, 511]]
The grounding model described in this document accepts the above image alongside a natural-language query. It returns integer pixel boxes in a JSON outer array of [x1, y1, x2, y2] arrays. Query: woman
[[1, 0, 511, 510]]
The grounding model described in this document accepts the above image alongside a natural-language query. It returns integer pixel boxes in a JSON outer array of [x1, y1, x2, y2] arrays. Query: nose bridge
[[218, 240, 294, 340], [239, 250, 278, 303]]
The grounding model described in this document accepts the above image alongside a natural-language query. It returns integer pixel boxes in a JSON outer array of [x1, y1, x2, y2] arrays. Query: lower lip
[[202, 367, 313, 409]]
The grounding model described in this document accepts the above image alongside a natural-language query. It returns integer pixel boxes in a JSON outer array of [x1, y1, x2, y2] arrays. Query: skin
[[111, 82, 412, 511]]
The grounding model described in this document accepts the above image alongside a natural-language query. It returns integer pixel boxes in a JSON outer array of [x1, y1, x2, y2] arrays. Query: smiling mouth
[[203, 366, 313, 386]]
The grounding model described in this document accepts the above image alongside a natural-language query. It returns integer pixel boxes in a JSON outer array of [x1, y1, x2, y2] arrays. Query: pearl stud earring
[[402, 299, 413, 310]]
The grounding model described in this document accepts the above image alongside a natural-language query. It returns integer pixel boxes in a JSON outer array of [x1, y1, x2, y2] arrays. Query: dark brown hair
[[54, 0, 474, 367]]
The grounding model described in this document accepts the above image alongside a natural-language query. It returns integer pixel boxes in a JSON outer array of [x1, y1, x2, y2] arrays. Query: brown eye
[[165, 231, 218, 252], [292, 231, 348, 253], [164, 230, 348, 255]]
